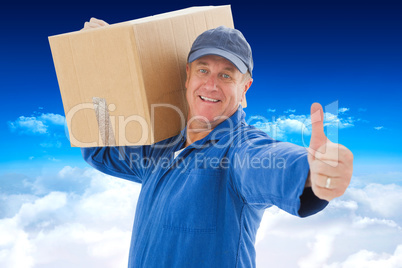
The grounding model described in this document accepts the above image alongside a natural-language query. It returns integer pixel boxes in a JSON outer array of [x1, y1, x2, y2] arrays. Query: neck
[[184, 122, 214, 147], [184, 105, 241, 147]]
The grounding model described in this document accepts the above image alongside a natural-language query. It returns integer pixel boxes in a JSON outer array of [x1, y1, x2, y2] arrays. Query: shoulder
[[142, 132, 183, 157]]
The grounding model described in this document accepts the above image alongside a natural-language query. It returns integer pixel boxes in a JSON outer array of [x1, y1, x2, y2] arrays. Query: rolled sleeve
[[81, 146, 144, 184]]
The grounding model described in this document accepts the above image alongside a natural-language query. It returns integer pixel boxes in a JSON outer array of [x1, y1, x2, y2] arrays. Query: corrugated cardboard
[[49, 5, 245, 147]]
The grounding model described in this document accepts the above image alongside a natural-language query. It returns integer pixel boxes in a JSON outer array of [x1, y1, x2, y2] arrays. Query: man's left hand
[[307, 102, 353, 201]]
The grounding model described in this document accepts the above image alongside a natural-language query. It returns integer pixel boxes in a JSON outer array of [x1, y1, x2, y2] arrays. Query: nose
[[203, 74, 218, 91]]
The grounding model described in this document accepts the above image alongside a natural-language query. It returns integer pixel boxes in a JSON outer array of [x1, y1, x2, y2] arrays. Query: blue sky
[[1, 0, 402, 267]]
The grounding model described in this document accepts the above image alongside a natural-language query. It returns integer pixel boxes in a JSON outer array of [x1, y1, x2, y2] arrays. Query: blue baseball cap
[[188, 26, 253, 76]]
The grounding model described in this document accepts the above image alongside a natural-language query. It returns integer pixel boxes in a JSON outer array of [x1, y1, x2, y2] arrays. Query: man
[[82, 18, 353, 267]]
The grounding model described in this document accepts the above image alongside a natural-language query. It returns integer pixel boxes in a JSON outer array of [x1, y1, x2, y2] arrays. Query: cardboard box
[[49, 5, 244, 147]]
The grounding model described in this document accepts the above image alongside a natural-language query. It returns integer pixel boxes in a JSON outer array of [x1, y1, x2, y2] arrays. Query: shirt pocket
[[163, 169, 222, 234]]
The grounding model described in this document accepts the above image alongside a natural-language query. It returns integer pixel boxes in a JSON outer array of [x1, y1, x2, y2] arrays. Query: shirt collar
[[179, 105, 246, 147]]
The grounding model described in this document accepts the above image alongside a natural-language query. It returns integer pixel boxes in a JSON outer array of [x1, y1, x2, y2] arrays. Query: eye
[[199, 69, 208, 74], [221, 73, 231, 79]]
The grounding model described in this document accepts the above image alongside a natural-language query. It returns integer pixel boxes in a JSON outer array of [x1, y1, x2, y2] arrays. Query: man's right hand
[[81, 17, 109, 30]]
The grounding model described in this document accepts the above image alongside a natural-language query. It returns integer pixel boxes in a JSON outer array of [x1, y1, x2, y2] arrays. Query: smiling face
[[185, 55, 253, 130]]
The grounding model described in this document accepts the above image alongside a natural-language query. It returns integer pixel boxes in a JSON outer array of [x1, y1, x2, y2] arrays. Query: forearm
[[81, 146, 143, 183]]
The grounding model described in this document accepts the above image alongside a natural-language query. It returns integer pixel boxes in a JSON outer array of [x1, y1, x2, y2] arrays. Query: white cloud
[[255, 178, 402, 268], [352, 216, 400, 229], [325, 245, 402, 268], [8, 116, 48, 134], [1, 167, 402, 268], [324, 112, 355, 128], [298, 232, 338, 268], [39, 113, 65, 126], [374, 126, 384, 130], [15, 191, 67, 228], [250, 110, 354, 143], [0, 167, 140, 268], [347, 183, 402, 219], [8, 113, 65, 135], [338, 108, 349, 114], [252, 116, 310, 141], [351, 171, 402, 187]]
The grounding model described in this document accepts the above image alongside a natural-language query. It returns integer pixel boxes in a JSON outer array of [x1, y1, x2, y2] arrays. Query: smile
[[199, 95, 220, 102]]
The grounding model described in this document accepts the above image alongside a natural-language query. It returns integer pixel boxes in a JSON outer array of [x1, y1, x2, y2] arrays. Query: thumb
[[309, 102, 327, 152]]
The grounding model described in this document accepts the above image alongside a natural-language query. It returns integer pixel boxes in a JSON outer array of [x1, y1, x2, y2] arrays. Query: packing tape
[[92, 97, 116, 146]]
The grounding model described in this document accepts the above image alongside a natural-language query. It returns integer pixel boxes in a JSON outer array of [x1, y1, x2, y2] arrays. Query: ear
[[185, 63, 191, 88], [241, 77, 253, 101]]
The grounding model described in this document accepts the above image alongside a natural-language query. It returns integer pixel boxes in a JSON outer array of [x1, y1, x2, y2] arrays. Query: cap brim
[[188, 48, 248, 74]]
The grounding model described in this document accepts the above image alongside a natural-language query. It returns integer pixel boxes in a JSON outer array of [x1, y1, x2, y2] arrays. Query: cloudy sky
[[1, 0, 402, 267]]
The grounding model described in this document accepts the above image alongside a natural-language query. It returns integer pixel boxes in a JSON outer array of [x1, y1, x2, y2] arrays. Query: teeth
[[200, 96, 219, 102]]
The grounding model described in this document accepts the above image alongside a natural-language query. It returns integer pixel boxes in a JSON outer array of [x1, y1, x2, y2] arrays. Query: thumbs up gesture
[[307, 103, 353, 201]]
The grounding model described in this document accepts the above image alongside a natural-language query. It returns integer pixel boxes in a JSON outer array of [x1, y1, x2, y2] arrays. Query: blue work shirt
[[82, 105, 328, 268]]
